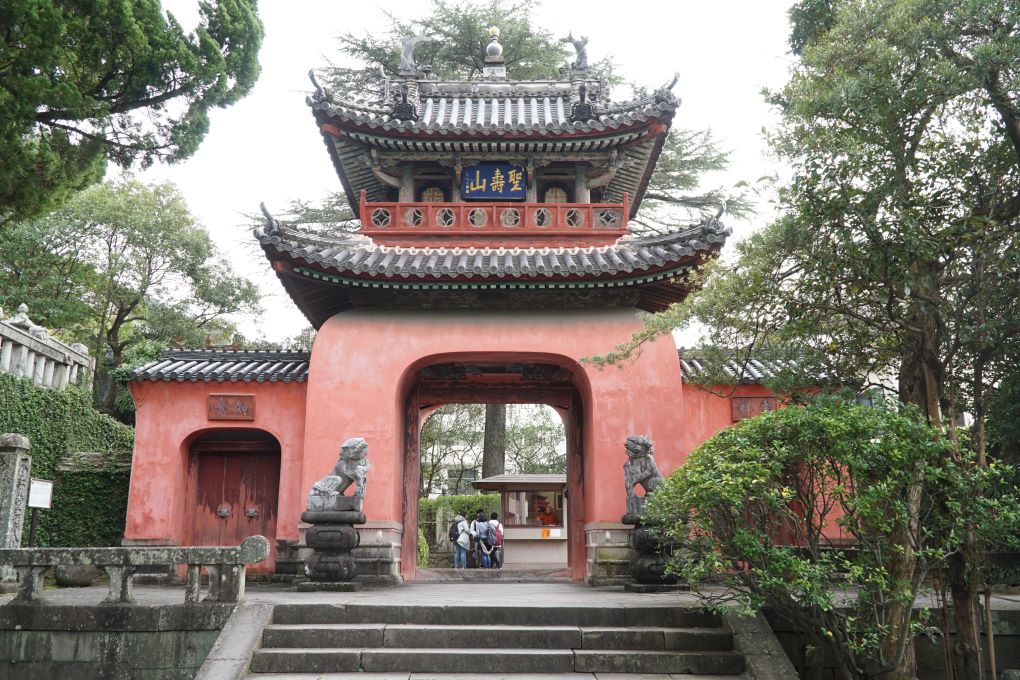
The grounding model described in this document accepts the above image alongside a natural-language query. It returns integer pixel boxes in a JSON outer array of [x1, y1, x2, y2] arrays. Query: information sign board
[[28, 478, 53, 509]]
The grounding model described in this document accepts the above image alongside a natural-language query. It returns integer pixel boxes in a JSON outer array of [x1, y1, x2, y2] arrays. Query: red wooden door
[[192, 449, 279, 573]]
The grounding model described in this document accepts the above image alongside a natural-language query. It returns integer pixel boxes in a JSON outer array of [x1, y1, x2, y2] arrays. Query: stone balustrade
[[0, 535, 270, 605], [0, 304, 93, 389]]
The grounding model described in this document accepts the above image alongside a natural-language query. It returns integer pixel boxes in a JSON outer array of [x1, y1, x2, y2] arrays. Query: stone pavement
[[0, 581, 719, 607], [5, 580, 1020, 610], [243, 674, 750, 679]]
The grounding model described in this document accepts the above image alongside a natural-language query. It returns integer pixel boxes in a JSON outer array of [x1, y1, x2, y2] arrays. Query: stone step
[[271, 603, 722, 628], [262, 623, 732, 652], [414, 567, 573, 583], [247, 674, 752, 679], [250, 647, 744, 675], [575, 650, 745, 675]]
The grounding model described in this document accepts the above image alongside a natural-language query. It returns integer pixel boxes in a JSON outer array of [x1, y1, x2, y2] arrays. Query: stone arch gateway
[[301, 309, 688, 582], [123, 26, 769, 584]]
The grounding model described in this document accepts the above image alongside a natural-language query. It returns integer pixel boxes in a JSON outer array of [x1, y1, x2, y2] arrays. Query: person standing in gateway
[[451, 514, 470, 569], [470, 508, 492, 568], [488, 512, 504, 570]]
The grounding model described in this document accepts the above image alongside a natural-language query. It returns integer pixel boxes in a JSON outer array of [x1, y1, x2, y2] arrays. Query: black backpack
[[448, 519, 460, 541]]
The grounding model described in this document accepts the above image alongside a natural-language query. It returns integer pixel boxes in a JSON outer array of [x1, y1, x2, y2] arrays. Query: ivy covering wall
[[0, 373, 134, 546]]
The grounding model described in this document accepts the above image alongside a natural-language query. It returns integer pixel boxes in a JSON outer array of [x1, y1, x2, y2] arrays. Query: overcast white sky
[[140, 1, 796, 343]]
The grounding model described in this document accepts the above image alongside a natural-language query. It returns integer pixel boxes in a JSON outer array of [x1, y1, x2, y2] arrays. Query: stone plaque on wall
[[207, 394, 255, 421], [731, 396, 777, 422]]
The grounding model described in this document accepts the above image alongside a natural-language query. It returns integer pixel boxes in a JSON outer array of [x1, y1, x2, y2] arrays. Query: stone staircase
[[246, 602, 747, 677]]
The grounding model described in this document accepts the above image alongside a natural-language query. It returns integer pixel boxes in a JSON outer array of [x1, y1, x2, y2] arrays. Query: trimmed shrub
[[419, 493, 499, 548]]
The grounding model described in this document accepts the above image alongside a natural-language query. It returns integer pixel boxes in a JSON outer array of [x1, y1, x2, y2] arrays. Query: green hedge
[[419, 493, 499, 547], [417, 528, 429, 567], [0, 373, 134, 546]]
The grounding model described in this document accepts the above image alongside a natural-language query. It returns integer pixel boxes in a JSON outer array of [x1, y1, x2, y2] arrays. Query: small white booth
[[472, 473, 567, 566]]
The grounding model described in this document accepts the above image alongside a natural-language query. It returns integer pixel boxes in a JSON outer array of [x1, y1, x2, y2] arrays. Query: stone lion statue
[[307, 437, 370, 511], [623, 435, 664, 518]]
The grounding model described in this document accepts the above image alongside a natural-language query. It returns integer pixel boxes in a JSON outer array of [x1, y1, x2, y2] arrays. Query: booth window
[[418, 185, 447, 202], [541, 185, 570, 204], [504, 490, 563, 527]]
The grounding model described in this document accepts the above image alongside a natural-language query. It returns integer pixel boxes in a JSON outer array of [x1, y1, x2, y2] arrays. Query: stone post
[[0, 434, 32, 583]]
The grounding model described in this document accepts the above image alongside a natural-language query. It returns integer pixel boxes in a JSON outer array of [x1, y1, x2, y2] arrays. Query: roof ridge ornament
[[570, 82, 597, 123], [399, 33, 434, 77], [560, 33, 589, 74], [392, 83, 418, 121], [653, 73, 681, 104], [308, 69, 328, 102], [260, 202, 279, 235]]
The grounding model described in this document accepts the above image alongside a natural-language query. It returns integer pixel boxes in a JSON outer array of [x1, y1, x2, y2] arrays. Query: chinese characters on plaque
[[731, 397, 777, 422], [207, 394, 256, 421], [461, 162, 526, 200]]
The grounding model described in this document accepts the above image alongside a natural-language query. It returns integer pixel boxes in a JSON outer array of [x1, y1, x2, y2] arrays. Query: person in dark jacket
[[488, 511, 504, 569], [469, 508, 492, 568]]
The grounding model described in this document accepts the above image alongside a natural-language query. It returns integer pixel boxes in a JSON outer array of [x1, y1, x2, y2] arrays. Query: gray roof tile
[[256, 222, 729, 283], [311, 89, 678, 137], [679, 351, 821, 385], [131, 349, 309, 384]]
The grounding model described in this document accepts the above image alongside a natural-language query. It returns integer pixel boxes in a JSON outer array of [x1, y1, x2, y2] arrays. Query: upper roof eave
[[310, 96, 678, 140]]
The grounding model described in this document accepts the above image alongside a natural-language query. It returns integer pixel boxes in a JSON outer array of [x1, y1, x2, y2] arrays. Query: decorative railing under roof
[[359, 191, 628, 247], [0, 304, 93, 390]]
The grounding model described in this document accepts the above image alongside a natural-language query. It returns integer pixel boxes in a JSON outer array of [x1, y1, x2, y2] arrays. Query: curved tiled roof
[[131, 350, 309, 384], [679, 351, 821, 385], [311, 91, 678, 136], [256, 220, 728, 282], [133, 348, 818, 387]]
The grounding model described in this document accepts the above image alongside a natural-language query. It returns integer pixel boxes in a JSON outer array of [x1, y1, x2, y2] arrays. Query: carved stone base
[[302, 507, 365, 585], [622, 515, 682, 587], [295, 522, 403, 586]]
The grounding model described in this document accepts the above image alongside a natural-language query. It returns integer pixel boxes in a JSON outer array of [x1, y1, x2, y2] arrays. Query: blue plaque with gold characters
[[461, 162, 526, 200]]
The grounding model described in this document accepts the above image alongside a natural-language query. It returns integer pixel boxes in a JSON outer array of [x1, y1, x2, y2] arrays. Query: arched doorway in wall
[[402, 359, 586, 581], [419, 403, 569, 573], [187, 428, 281, 574]]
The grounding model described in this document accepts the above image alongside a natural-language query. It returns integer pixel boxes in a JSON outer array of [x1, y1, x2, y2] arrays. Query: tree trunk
[[949, 550, 983, 680], [878, 323, 946, 679], [482, 403, 506, 478]]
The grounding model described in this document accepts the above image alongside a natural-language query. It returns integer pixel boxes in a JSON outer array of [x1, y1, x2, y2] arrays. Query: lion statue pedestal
[[621, 435, 688, 593], [298, 437, 369, 592]]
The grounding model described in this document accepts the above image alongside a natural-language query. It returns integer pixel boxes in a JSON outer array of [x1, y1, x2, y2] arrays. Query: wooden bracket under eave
[[320, 123, 343, 137]]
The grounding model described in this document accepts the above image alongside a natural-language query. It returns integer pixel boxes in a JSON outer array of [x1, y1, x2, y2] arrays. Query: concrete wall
[[124, 380, 308, 553], [0, 603, 234, 680], [305, 308, 685, 531], [123, 308, 797, 582], [679, 382, 779, 456], [304, 308, 689, 580]]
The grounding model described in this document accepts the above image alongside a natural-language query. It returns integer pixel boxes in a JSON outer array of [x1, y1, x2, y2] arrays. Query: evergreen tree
[[0, 0, 263, 225], [595, 2, 1020, 676]]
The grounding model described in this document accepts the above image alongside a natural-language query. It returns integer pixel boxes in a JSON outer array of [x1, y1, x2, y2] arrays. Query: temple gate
[[126, 28, 743, 583]]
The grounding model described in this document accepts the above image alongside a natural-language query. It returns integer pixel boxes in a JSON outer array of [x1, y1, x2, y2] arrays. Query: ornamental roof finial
[[483, 26, 507, 79]]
